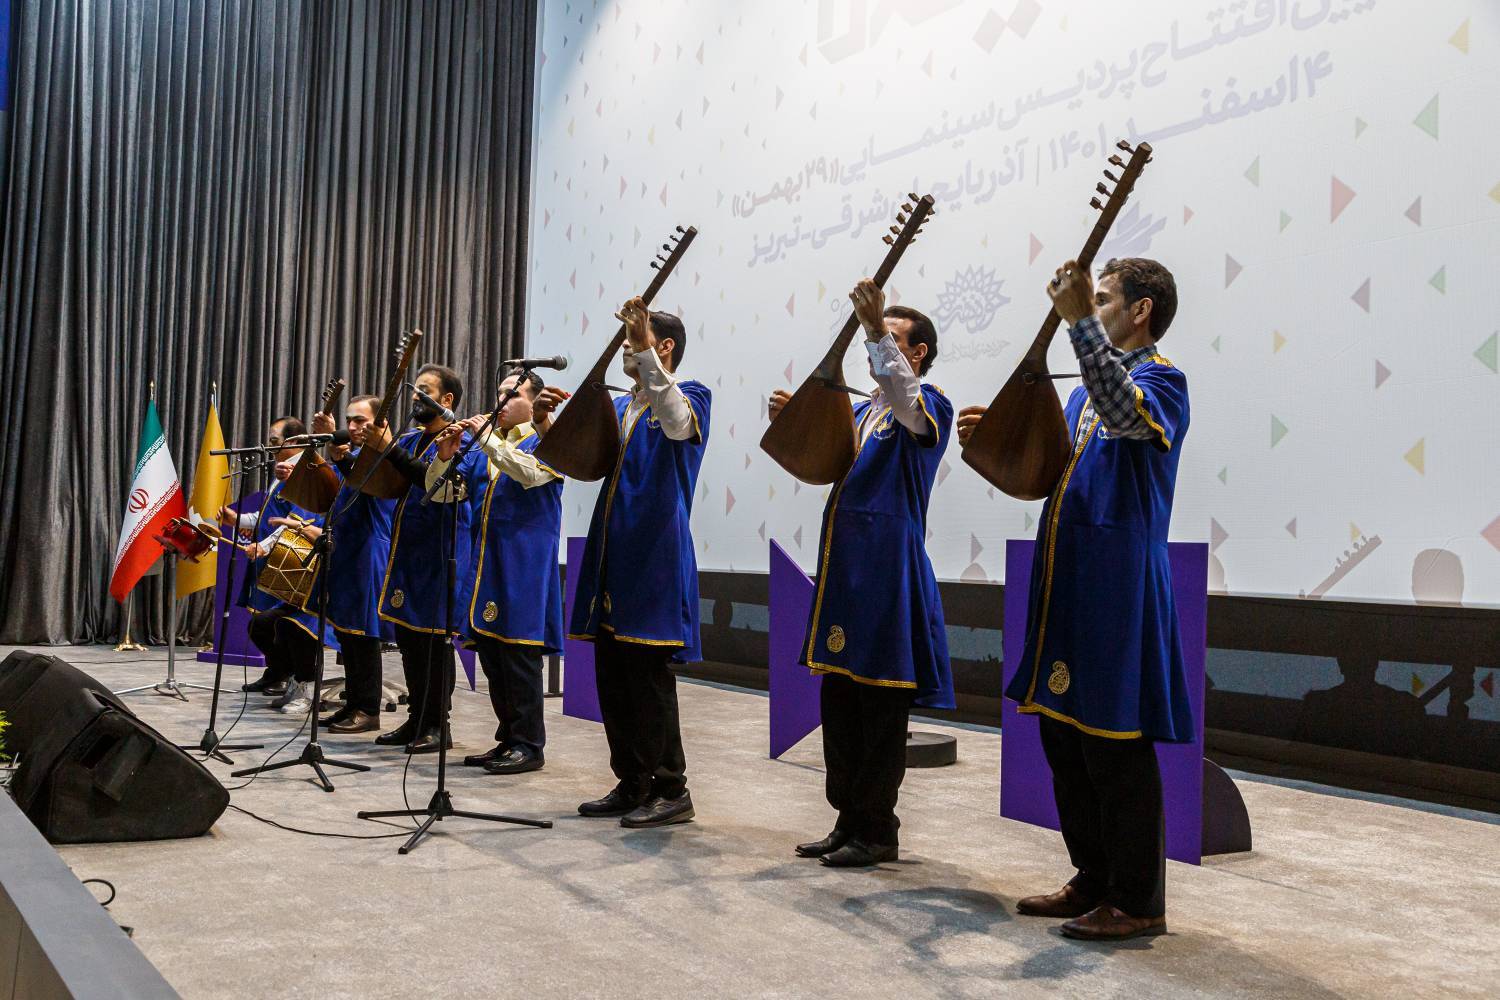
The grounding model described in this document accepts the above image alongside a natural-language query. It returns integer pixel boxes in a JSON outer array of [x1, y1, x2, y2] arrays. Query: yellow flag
[[176, 401, 230, 597]]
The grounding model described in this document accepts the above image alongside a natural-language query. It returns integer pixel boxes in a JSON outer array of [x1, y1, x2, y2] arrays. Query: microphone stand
[[181, 446, 271, 764], [358, 379, 552, 852], [230, 437, 375, 791]]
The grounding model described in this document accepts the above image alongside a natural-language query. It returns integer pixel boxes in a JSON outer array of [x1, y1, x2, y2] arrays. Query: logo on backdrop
[[933, 265, 1011, 335]]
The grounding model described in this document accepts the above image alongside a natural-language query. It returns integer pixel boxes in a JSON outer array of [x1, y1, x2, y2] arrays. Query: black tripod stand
[[359, 383, 553, 853], [231, 437, 373, 791], [183, 448, 269, 765]]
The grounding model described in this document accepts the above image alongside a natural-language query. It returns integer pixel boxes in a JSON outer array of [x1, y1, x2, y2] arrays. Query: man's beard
[[411, 401, 439, 424]]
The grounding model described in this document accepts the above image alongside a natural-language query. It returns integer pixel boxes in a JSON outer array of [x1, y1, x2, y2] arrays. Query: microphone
[[501, 355, 569, 371], [408, 383, 457, 424], [285, 430, 351, 446]]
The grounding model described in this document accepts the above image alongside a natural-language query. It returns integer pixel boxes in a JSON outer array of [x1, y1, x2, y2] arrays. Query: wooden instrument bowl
[[759, 378, 856, 486], [533, 382, 623, 482], [350, 423, 410, 499], [960, 366, 1071, 501], [280, 451, 341, 512]]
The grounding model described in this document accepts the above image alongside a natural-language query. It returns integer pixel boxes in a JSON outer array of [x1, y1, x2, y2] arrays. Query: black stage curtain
[[0, 0, 537, 644]]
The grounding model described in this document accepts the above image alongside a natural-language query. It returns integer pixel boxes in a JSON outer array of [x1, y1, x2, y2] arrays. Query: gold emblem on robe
[[826, 625, 846, 654], [483, 601, 499, 623], [391, 590, 405, 609], [1047, 660, 1071, 695]]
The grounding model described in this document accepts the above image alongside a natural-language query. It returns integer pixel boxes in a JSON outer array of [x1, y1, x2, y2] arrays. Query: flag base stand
[[117, 566, 237, 703]]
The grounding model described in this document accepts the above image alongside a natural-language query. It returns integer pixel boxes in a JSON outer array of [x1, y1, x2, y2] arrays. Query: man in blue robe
[[567, 298, 710, 829], [374, 364, 489, 754], [770, 279, 954, 868], [306, 393, 396, 734], [429, 369, 564, 775], [221, 416, 336, 715], [960, 256, 1190, 941]]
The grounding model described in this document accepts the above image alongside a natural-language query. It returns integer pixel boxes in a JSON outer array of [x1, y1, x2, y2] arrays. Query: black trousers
[[335, 629, 384, 715], [473, 637, 546, 755], [247, 605, 319, 683], [1038, 715, 1166, 918], [593, 631, 686, 799], [394, 623, 455, 733], [820, 673, 913, 846]]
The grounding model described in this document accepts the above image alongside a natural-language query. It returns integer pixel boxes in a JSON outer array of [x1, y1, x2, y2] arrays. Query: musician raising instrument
[[769, 279, 954, 869]]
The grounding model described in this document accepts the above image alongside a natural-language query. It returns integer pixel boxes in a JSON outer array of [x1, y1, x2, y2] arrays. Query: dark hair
[[1100, 257, 1178, 340], [271, 416, 305, 440], [416, 363, 464, 409], [648, 311, 686, 369], [349, 393, 380, 414], [883, 305, 938, 376], [502, 367, 545, 398]]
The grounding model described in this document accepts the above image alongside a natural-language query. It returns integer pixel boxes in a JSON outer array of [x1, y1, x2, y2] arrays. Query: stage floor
[[6, 644, 1496, 999]]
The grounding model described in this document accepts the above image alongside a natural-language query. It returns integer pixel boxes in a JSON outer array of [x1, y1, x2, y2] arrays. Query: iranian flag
[[109, 399, 186, 602]]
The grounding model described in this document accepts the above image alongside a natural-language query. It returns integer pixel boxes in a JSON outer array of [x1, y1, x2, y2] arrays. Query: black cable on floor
[[224, 803, 411, 840], [81, 878, 117, 907]]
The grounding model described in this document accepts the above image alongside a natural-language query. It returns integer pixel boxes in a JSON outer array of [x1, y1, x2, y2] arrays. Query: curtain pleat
[[0, 0, 537, 644]]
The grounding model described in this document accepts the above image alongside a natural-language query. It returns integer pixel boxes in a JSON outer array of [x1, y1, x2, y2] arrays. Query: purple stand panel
[[769, 540, 822, 759], [1000, 538, 1210, 865], [457, 640, 477, 690], [561, 535, 601, 723], [196, 491, 266, 669]]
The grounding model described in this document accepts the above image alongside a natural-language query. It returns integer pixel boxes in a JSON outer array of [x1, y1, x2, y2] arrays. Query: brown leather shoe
[[1060, 905, 1167, 941], [326, 710, 380, 734], [1016, 883, 1100, 919]]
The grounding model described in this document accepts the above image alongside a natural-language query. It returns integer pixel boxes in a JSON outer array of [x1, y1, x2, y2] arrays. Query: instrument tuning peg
[[662, 243, 672, 252], [675, 225, 686, 232], [882, 234, 894, 245], [889, 225, 901, 237], [1103, 169, 1118, 182], [649, 261, 661, 269], [1090, 197, 1104, 210], [1116, 139, 1134, 152], [896, 212, 909, 224], [901, 202, 913, 213], [1096, 182, 1110, 196], [908, 192, 919, 201], [1108, 154, 1125, 167]]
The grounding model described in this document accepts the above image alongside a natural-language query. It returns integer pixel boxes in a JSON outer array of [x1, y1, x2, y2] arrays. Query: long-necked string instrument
[[351, 329, 424, 498], [759, 193, 935, 485], [960, 140, 1153, 500], [279, 376, 346, 512], [533, 225, 698, 481]]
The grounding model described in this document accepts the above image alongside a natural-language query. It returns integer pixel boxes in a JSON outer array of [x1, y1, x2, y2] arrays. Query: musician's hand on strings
[[273, 459, 295, 481], [311, 412, 336, 435], [768, 389, 793, 421], [956, 405, 988, 444], [1048, 259, 1096, 326], [329, 441, 351, 461], [532, 386, 570, 436], [850, 278, 887, 340], [617, 296, 653, 352], [435, 422, 465, 462]]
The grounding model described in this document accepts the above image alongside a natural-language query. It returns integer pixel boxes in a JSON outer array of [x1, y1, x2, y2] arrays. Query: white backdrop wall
[[526, 0, 1500, 606]]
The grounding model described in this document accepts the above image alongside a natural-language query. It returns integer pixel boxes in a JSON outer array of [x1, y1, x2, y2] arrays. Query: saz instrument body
[[961, 140, 1154, 500], [534, 225, 698, 481], [760, 193, 936, 485], [279, 376, 345, 513], [352, 329, 425, 499]]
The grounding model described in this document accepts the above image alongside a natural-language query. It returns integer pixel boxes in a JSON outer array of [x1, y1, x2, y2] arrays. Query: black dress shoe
[[319, 708, 353, 729], [578, 786, 648, 817], [620, 791, 695, 829], [482, 748, 544, 775], [819, 839, 898, 868], [241, 673, 276, 693], [795, 829, 851, 858], [262, 682, 288, 698], [326, 710, 381, 734], [374, 720, 419, 746], [404, 730, 452, 754], [463, 743, 508, 767]]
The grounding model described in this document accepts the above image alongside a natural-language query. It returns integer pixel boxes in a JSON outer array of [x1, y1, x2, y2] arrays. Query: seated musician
[[567, 298, 711, 829], [428, 369, 564, 775], [957, 257, 1190, 941], [768, 279, 954, 868], [219, 416, 335, 715]]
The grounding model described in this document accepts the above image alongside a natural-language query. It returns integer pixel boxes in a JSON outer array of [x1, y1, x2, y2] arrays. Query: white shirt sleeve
[[423, 457, 468, 503], [630, 348, 698, 442], [865, 334, 935, 442], [477, 427, 558, 489]]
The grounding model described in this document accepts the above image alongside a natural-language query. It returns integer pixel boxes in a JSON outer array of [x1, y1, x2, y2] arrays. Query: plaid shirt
[[1067, 315, 1161, 446]]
